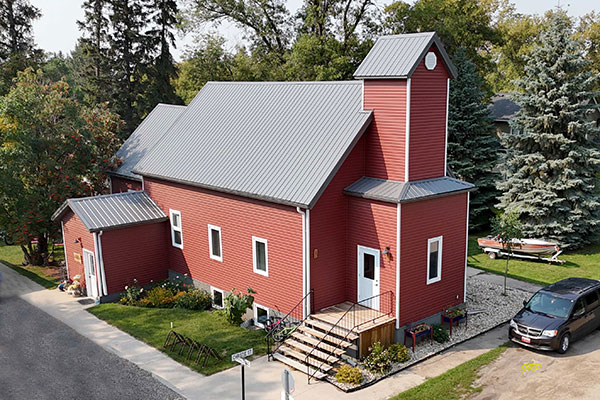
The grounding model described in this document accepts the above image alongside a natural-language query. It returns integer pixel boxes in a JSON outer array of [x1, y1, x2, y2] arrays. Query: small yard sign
[[232, 348, 253, 400], [231, 348, 253, 362]]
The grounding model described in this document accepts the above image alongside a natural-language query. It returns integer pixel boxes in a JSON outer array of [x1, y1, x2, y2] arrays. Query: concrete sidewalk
[[1, 262, 526, 400]]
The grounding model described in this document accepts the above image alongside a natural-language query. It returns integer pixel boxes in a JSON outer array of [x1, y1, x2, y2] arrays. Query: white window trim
[[208, 224, 223, 262], [253, 303, 270, 328], [169, 209, 183, 249], [252, 236, 269, 277], [427, 236, 443, 285], [211, 286, 225, 309]]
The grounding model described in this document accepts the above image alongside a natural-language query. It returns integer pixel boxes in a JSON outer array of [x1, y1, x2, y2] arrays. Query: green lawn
[[87, 304, 267, 375], [468, 236, 600, 286], [0, 242, 64, 289], [391, 344, 508, 400]]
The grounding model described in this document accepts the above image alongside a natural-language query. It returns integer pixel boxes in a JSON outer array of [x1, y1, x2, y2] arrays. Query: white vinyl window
[[169, 209, 183, 249], [211, 287, 224, 309], [208, 225, 223, 262], [252, 236, 268, 277], [427, 236, 443, 284], [253, 303, 270, 328]]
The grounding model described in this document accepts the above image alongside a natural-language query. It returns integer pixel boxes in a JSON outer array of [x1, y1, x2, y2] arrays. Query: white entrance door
[[83, 249, 98, 298], [357, 245, 380, 310]]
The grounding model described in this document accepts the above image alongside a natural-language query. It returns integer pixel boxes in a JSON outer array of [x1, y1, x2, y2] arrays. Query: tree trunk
[[20, 234, 49, 266]]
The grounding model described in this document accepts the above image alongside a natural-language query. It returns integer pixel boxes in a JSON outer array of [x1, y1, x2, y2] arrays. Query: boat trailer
[[481, 247, 566, 264]]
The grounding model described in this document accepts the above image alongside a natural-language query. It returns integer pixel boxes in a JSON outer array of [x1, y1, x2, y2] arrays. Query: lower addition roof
[[344, 176, 475, 204], [51, 191, 167, 233]]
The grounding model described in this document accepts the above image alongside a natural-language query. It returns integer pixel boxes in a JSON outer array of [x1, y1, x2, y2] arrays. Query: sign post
[[232, 348, 254, 400], [281, 369, 295, 400]]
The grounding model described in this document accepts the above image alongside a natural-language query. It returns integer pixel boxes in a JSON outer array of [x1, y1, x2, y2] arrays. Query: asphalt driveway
[[473, 329, 600, 399], [0, 287, 183, 400]]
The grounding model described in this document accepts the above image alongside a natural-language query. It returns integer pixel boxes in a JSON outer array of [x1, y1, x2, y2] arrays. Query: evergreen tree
[[447, 48, 499, 230], [497, 11, 600, 248], [76, 0, 112, 105], [0, 0, 42, 94], [143, 0, 181, 106], [107, 0, 151, 133]]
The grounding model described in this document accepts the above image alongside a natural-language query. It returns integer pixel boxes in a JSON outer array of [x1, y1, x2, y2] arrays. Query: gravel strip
[[329, 279, 528, 391]]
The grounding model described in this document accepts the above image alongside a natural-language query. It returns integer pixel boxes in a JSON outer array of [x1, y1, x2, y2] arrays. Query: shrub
[[336, 365, 362, 385], [174, 289, 212, 310], [144, 286, 176, 308], [224, 288, 256, 325], [386, 343, 410, 363], [432, 324, 450, 343], [120, 279, 143, 305], [363, 341, 392, 374], [158, 274, 190, 293]]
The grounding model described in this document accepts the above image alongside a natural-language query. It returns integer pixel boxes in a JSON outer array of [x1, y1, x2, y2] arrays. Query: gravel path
[[331, 278, 531, 391], [0, 292, 183, 400]]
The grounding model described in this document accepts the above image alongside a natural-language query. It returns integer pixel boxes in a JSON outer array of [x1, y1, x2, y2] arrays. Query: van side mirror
[[573, 308, 585, 318], [523, 300, 527, 307]]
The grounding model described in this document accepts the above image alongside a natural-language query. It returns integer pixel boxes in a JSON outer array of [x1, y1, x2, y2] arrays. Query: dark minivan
[[509, 277, 600, 353]]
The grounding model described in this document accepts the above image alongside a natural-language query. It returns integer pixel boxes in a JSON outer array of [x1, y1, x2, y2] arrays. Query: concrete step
[[279, 345, 334, 372], [306, 317, 359, 341], [296, 325, 355, 349], [272, 353, 326, 380], [284, 338, 340, 362], [290, 332, 346, 355]]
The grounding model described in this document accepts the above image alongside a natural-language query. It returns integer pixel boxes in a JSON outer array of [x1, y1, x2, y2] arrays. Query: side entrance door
[[357, 245, 380, 310], [83, 249, 98, 298]]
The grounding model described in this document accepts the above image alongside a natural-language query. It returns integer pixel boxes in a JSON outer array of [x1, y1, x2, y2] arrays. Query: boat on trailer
[[477, 235, 565, 264]]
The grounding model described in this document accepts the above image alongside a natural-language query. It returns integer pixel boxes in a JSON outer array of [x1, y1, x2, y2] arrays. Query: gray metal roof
[[52, 191, 167, 232], [354, 32, 457, 79], [490, 93, 520, 122], [344, 176, 475, 204], [133, 81, 373, 208], [110, 104, 186, 181]]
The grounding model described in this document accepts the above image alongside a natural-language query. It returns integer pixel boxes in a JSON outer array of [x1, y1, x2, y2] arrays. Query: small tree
[[224, 288, 256, 325], [491, 211, 523, 295]]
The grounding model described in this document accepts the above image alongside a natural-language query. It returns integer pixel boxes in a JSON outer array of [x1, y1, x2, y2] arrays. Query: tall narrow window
[[252, 236, 268, 277], [208, 225, 222, 261], [427, 236, 443, 284], [169, 210, 183, 249]]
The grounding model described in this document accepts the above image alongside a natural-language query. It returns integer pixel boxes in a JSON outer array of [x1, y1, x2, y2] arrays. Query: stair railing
[[266, 289, 314, 361], [305, 290, 393, 384]]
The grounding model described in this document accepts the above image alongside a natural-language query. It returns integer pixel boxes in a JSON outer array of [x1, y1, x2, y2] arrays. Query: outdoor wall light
[[73, 237, 81, 244], [383, 246, 392, 261]]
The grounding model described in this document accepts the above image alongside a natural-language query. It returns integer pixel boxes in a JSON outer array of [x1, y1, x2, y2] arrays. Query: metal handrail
[[266, 289, 314, 360], [305, 290, 393, 383]]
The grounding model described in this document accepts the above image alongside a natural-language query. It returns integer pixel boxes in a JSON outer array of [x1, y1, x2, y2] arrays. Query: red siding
[[399, 193, 467, 326], [347, 198, 397, 316], [100, 222, 169, 294], [61, 211, 96, 293], [145, 178, 304, 314], [310, 137, 366, 311], [363, 80, 407, 181], [110, 176, 142, 193], [408, 46, 449, 181]]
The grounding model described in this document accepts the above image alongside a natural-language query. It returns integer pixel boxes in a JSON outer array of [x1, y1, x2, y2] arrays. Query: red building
[[53, 32, 474, 374]]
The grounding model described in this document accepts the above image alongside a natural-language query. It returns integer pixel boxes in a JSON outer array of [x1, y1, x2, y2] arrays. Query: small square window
[[211, 287, 224, 309], [169, 210, 183, 249], [254, 304, 269, 328], [252, 237, 268, 277], [427, 236, 442, 285], [208, 225, 222, 261]]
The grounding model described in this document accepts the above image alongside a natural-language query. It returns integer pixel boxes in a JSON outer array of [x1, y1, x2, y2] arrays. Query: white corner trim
[[296, 207, 307, 319], [169, 209, 183, 249], [252, 236, 269, 277], [405, 78, 411, 182], [97, 231, 108, 296], [208, 224, 222, 262], [296, 207, 311, 319], [444, 78, 450, 176], [361, 79, 365, 111], [396, 203, 401, 329], [426, 236, 443, 285], [464, 192, 470, 302], [60, 221, 69, 278]]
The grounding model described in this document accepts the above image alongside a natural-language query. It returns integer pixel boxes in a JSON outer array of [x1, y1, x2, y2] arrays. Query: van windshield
[[526, 292, 573, 319]]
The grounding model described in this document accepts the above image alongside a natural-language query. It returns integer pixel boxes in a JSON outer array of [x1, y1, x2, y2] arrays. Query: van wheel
[[488, 251, 497, 260], [557, 333, 570, 354]]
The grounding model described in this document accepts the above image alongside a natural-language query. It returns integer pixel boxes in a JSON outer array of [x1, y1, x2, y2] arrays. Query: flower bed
[[330, 278, 527, 391]]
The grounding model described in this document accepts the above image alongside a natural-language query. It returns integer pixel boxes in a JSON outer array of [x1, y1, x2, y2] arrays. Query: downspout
[[97, 231, 108, 296], [396, 203, 401, 329], [444, 78, 450, 176], [92, 232, 102, 298], [296, 207, 310, 319], [60, 221, 70, 278]]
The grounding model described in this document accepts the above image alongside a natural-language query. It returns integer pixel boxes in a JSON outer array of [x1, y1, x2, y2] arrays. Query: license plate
[[521, 337, 531, 344]]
